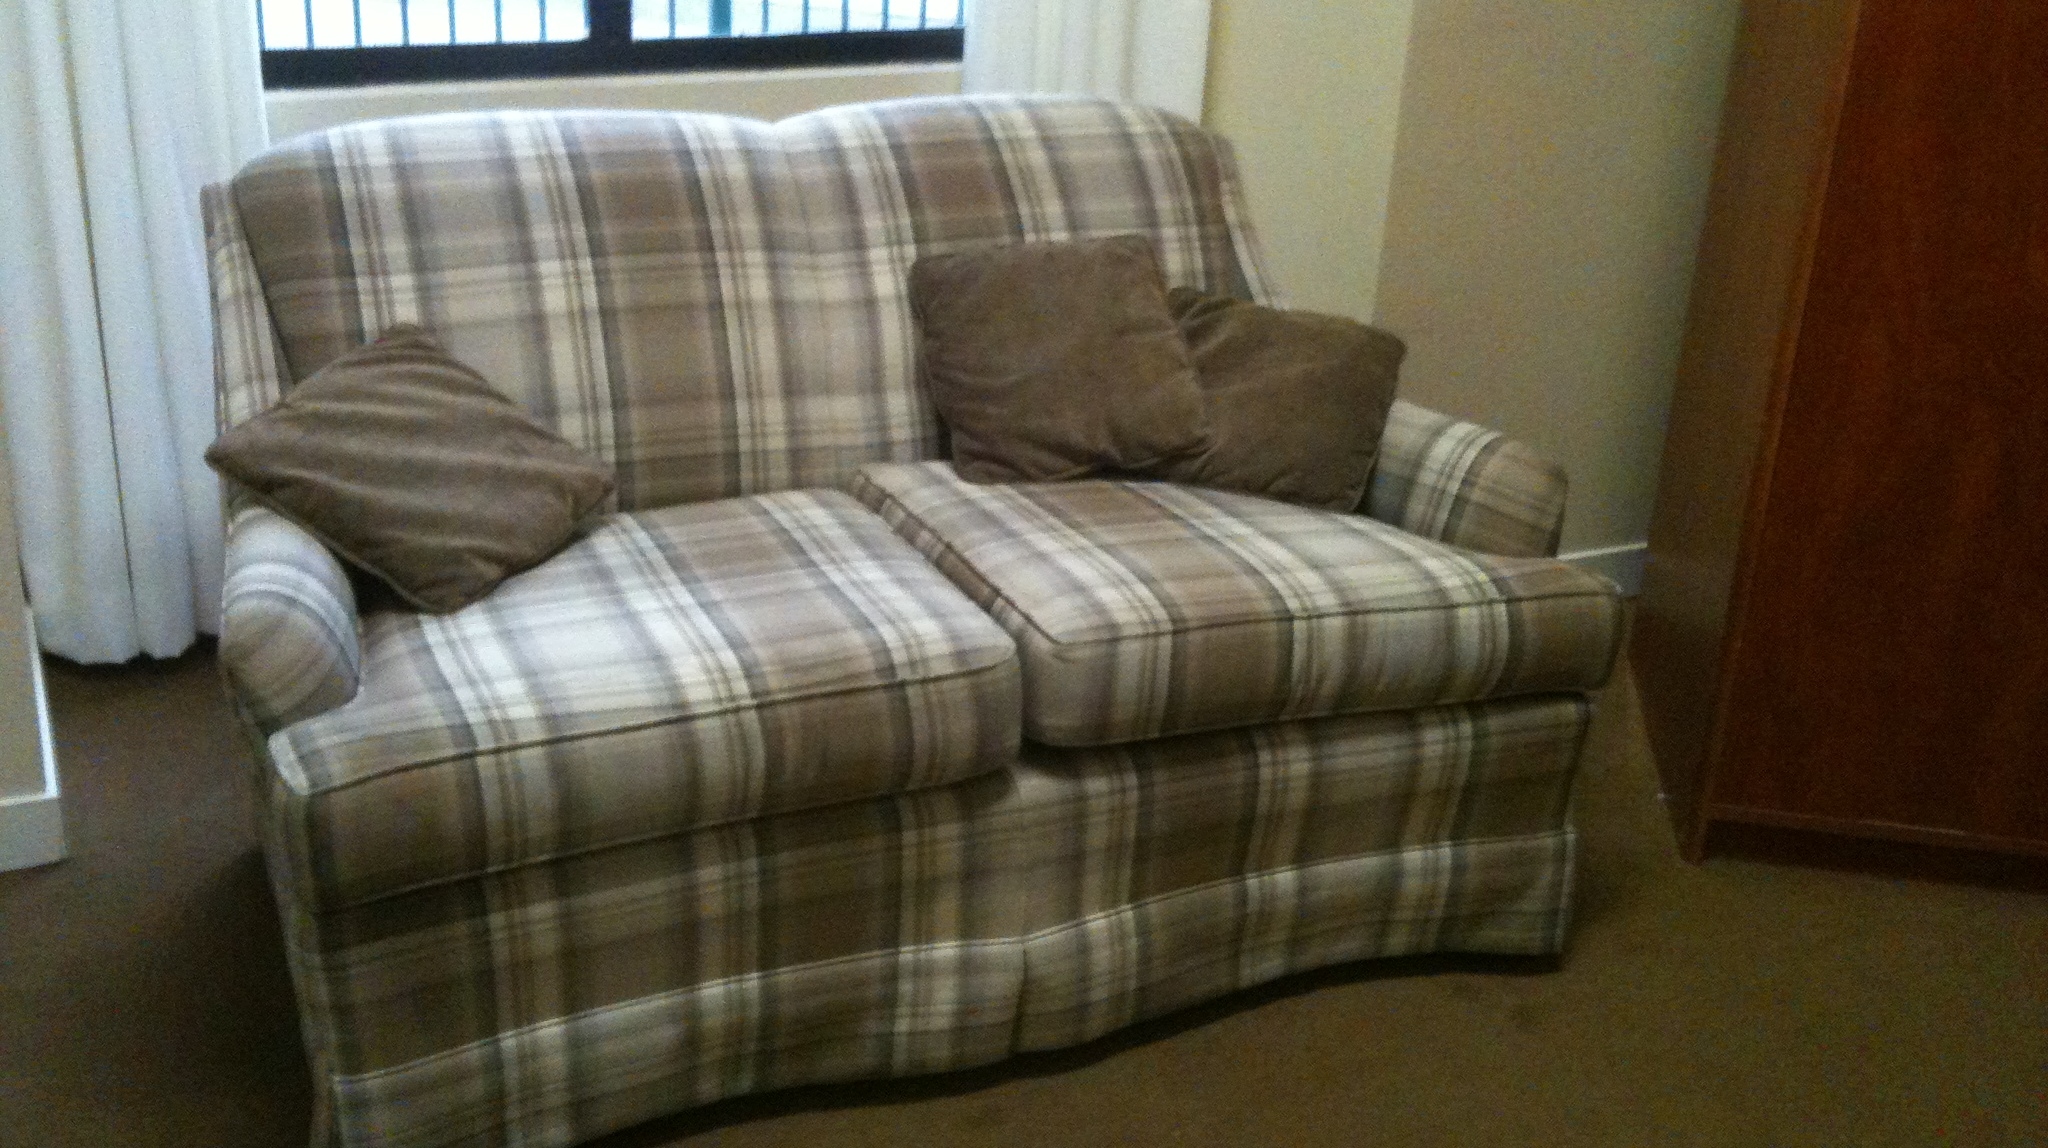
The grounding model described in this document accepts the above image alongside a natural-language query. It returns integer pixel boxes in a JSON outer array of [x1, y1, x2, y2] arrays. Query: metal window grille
[[259, 1, 964, 87]]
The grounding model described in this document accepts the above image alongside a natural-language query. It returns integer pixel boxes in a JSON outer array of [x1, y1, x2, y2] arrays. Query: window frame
[[260, 0, 965, 89]]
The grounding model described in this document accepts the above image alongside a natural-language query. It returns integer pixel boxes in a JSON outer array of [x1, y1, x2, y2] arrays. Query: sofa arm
[[220, 505, 361, 733], [204, 182, 290, 431], [1364, 400, 1568, 558]]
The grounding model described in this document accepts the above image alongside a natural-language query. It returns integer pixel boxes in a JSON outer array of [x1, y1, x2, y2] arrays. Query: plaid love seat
[[205, 95, 1621, 1148]]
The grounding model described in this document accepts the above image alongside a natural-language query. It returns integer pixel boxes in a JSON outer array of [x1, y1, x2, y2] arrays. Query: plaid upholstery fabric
[[223, 96, 1268, 511], [1367, 400, 1571, 558], [205, 183, 291, 433], [208, 98, 1617, 1148], [268, 489, 1021, 911], [219, 505, 361, 733], [271, 694, 1586, 1148], [209, 186, 366, 736], [851, 463, 1623, 747]]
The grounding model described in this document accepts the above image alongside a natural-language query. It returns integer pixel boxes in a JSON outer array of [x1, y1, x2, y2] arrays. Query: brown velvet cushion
[[205, 325, 615, 613], [1158, 287, 1407, 511], [910, 235, 1210, 483]]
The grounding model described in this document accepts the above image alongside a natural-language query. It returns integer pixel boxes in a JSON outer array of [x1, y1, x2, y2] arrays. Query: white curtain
[[0, 1, 269, 664], [962, 0, 1215, 122]]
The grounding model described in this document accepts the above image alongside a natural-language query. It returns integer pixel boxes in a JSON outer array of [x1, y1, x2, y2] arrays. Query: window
[[258, 1, 965, 88]]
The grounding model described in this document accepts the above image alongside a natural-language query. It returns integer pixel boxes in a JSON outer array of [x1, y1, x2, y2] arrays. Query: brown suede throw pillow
[[910, 235, 1210, 483], [1158, 288, 1407, 511], [205, 325, 615, 613]]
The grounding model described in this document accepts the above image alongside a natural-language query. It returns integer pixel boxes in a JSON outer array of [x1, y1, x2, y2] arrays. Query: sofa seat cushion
[[267, 488, 1022, 911], [851, 462, 1622, 747]]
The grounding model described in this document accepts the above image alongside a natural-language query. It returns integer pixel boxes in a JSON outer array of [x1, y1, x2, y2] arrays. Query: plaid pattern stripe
[[219, 505, 361, 733], [204, 183, 291, 433], [277, 694, 1586, 1148], [268, 489, 1021, 912], [851, 463, 1623, 747], [223, 97, 1268, 513], [1016, 834, 1573, 1050], [1368, 400, 1571, 558]]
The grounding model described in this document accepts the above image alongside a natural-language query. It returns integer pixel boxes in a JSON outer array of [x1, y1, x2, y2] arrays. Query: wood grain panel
[[1711, 0, 2048, 847], [1632, 0, 1862, 858], [1702, 821, 2048, 891]]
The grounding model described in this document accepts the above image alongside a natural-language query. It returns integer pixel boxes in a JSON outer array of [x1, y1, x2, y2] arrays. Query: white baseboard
[[1560, 541, 1647, 597], [0, 611, 64, 872]]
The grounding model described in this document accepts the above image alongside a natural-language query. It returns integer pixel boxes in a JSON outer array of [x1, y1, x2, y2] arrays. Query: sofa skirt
[[265, 693, 1591, 1148]]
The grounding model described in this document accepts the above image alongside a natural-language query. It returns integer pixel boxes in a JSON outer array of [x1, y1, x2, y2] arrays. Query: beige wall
[[1204, 0, 1414, 321], [1206, 1, 1741, 558], [266, 62, 961, 140], [1372, 2, 1742, 553]]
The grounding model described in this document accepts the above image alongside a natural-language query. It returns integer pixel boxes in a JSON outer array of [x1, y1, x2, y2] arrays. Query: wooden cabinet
[[1635, 0, 2048, 868]]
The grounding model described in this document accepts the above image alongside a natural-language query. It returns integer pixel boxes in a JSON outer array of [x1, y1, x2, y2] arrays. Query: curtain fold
[[0, 1, 268, 663], [962, 0, 1215, 122]]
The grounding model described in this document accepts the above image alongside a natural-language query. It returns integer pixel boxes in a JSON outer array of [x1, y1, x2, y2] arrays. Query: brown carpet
[[2, 647, 2042, 1148]]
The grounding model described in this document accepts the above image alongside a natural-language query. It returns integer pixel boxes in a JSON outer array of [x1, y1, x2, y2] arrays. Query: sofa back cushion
[[225, 96, 1271, 510]]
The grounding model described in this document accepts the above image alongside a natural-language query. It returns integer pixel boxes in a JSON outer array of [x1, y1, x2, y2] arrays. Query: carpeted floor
[[2, 647, 2043, 1148]]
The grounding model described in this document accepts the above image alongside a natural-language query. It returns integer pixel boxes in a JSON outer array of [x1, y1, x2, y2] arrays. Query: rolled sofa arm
[[207, 183, 359, 732], [220, 505, 361, 733], [1364, 400, 1569, 559]]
